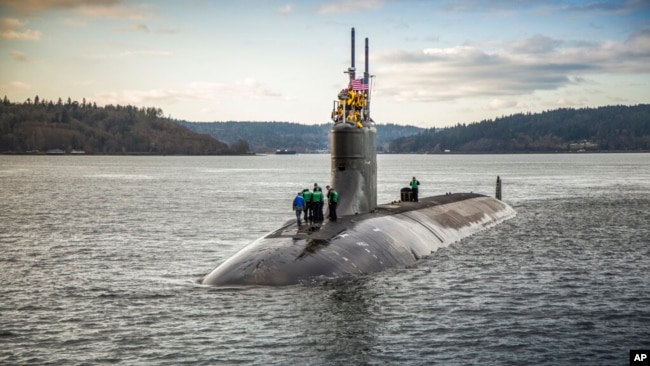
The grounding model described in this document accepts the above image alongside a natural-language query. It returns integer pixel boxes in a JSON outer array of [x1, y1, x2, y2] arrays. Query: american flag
[[351, 77, 369, 91]]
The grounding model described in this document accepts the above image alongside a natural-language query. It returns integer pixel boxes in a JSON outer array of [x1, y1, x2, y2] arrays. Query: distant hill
[[0, 96, 237, 154], [174, 120, 424, 153], [389, 105, 650, 153], [4, 96, 647, 155]]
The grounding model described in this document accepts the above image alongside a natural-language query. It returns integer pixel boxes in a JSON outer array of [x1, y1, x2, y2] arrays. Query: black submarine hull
[[201, 193, 515, 286]]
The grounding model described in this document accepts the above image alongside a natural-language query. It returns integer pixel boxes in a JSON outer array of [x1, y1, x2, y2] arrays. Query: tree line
[[174, 120, 423, 153], [389, 105, 650, 153], [4, 95, 646, 155], [0, 96, 247, 155]]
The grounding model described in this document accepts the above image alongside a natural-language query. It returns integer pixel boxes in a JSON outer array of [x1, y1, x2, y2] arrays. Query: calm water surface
[[1, 154, 649, 365]]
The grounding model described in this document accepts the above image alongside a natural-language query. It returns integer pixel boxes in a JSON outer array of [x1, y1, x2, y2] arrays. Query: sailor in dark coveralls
[[312, 183, 324, 223]]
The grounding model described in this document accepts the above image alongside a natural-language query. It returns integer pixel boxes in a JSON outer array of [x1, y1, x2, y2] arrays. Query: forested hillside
[[176, 121, 327, 153], [174, 120, 423, 153], [389, 105, 650, 153], [0, 96, 237, 154], [3, 96, 647, 155]]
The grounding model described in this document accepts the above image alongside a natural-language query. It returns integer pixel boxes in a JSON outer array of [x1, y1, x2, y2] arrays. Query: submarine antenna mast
[[330, 27, 377, 216], [349, 27, 356, 82], [364, 37, 370, 122]]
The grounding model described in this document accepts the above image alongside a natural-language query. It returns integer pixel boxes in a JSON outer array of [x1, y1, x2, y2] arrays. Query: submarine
[[202, 28, 516, 286]]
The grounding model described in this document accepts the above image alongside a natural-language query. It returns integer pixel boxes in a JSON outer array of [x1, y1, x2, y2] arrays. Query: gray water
[[1, 153, 649, 365]]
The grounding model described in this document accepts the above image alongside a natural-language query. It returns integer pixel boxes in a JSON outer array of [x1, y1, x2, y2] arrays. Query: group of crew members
[[293, 177, 419, 226], [331, 88, 368, 128], [292, 183, 338, 226]]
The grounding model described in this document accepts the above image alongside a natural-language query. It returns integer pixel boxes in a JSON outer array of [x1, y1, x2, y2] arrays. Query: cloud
[[435, 0, 650, 14], [127, 22, 149, 32], [436, 0, 539, 12], [507, 34, 562, 54], [9, 80, 32, 90], [318, 0, 382, 14], [0, 0, 150, 20], [0, 17, 41, 40], [484, 98, 518, 110], [76, 3, 148, 20], [94, 79, 283, 106], [9, 50, 27, 61], [118, 22, 179, 34], [118, 49, 173, 57], [549, 98, 586, 107], [625, 26, 650, 56], [61, 17, 87, 27], [153, 27, 179, 34], [83, 48, 173, 60], [565, 0, 650, 13], [73, 79, 95, 86], [0, 0, 123, 13], [373, 28, 650, 104], [278, 4, 292, 14]]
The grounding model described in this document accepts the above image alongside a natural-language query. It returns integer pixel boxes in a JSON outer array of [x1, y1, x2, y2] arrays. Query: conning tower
[[330, 28, 377, 216]]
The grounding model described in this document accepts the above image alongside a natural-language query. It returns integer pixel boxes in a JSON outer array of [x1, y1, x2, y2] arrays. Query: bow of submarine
[[201, 193, 515, 286]]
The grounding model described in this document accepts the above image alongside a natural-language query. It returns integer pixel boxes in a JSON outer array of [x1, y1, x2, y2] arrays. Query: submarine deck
[[272, 192, 486, 241]]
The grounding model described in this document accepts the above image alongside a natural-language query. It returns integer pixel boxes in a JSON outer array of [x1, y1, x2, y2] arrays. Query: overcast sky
[[1, 0, 649, 127]]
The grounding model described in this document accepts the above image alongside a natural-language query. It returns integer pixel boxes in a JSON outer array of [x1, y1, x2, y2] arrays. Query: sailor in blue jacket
[[293, 192, 305, 225]]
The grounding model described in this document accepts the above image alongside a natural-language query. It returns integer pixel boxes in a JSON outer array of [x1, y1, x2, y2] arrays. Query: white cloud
[[1, 0, 150, 19], [0, 18, 41, 40], [546, 98, 586, 108], [484, 98, 518, 110], [126, 22, 149, 32], [83, 48, 173, 59], [73, 79, 95, 86], [373, 27, 650, 104], [9, 81, 32, 89], [61, 18, 87, 27], [118, 49, 173, 57], [9, 50, 27, 61], [318, 0, 382, 14], [154, 27, 179, 34], [93, 79, 283, 107], [278, 4, 292, 14], [75, 3, 148, 20], [117, 22, 179, 34], [1, 0, 123, 12], [507, 34, 561, 54]]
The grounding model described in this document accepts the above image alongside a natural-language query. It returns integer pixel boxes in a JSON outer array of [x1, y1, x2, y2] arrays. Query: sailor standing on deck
[[293, 192, 305, 226], [326, 185, 332, 219], [410, 177, 420, 202], [328, 186, 338, 222], [312, 183, 324, 223], [302, 188, 313, 224]]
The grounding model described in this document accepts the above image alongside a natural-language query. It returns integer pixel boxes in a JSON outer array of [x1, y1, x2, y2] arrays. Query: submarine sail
[[201, 28, 515, 286], [331, 32, 376, 216]]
